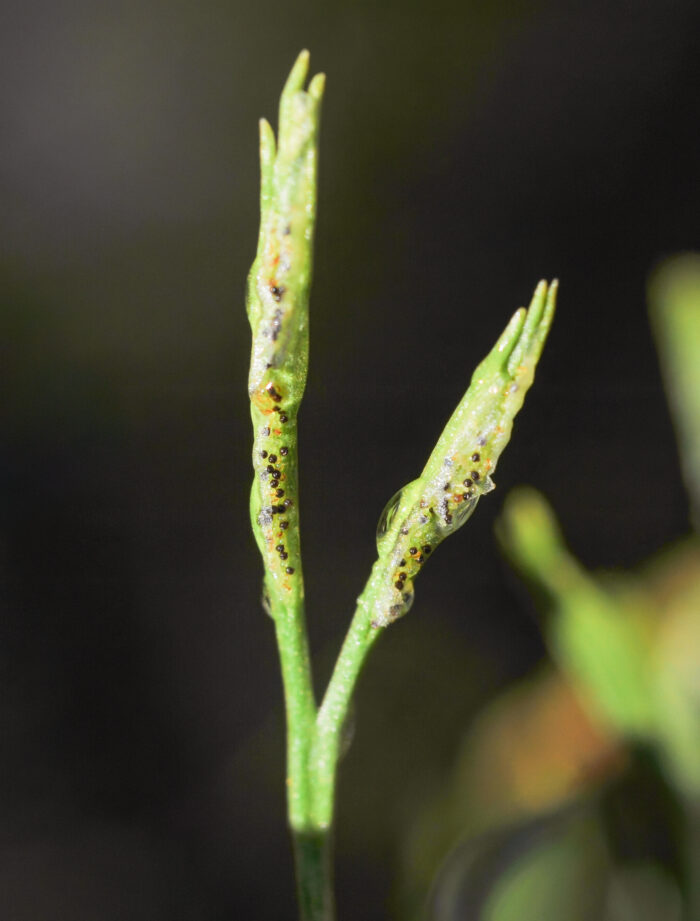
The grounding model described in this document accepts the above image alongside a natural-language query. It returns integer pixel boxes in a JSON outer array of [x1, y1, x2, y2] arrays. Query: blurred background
[[1, 1, 699, 918]]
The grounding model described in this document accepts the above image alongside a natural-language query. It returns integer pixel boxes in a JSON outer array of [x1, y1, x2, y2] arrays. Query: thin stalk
[[310, 566, 384, 828], [309, 281, 557, 829], [293, 830, 336, 921], [246, 51, 324, 833], [273, 596, 317, 828]]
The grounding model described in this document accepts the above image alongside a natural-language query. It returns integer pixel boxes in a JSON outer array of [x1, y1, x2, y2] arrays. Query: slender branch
[[309, 562, 384, 828], [246, 50, 325, 830], [271, 598, 317, 826], [310, 280, 558, 829]]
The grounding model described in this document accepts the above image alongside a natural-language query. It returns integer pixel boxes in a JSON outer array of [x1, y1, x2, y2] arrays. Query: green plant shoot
[[248, 49, 324, 619], [246, 50, 324, 839], [370, 280, 558, 628], [246, 51, 558, 921]]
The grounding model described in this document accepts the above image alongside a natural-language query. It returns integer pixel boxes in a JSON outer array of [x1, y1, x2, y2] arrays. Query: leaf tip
[[284, 49, 311, 97], [496, 307, 527, 358], [258, 117, 276, 167], [308, 71, 326, 102]]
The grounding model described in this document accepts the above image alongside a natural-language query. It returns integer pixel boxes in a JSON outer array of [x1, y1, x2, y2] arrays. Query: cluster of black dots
[[440, 452, 482, 525], [460, 452, 482, 494], [265, 381, 289, 423], [257, 265, 295, 579], [393, 544, 432, 589], [270, 284, 285, 302], [259, 414, 294, 574], [439, 497, 453, 526], [267, 284, 286, 341]]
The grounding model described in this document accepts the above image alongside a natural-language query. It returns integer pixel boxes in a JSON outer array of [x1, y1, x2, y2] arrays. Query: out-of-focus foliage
[[398, 256, 700, 921], [497, 490, 700, 801], [428, 808, 611, 921], [649, 254, 700, 529], [497, 489, 658, 739]]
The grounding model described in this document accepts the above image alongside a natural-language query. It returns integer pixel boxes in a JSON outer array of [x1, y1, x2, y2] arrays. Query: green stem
[[246, 53, 329, 915], [310, 560, 385, 829], [273, 598, 317, 829], [246, 53, 558, 921], [250, 397, 317, 828], [307, 280, 558, 828], [293, 829, 336, 921]]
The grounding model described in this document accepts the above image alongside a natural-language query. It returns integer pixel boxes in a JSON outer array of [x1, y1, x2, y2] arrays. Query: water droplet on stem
[[261, 589, 273, 618], [481, 474, 496, 494], [436, 493, 480, 534], [376, 487, 403, 546], [388, 582, 414, 622]]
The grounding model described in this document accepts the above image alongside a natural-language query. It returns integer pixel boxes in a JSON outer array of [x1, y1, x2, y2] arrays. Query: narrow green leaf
[[496, 487, 656, 738], [648, 253, 700, 529]]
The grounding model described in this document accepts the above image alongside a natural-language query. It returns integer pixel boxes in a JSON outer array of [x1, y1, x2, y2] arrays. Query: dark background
[[1, 1, 698, 918]]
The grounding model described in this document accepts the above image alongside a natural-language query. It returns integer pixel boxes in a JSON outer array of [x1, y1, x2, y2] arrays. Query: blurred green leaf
[[648, 253, 700, 530], [496, 488, 656, 739], [647, 543, 700, 798]]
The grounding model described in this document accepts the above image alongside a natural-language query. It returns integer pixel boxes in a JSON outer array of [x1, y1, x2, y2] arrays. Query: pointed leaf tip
[[258, 117, 275, 166], [496, 308, 527, 356], [308, 72, 326, 101], [544, 278, 558, 317], [283, 49, 311, 97]]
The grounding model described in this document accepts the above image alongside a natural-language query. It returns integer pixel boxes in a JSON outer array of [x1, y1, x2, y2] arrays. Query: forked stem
[[247, 51, 557, 921]]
